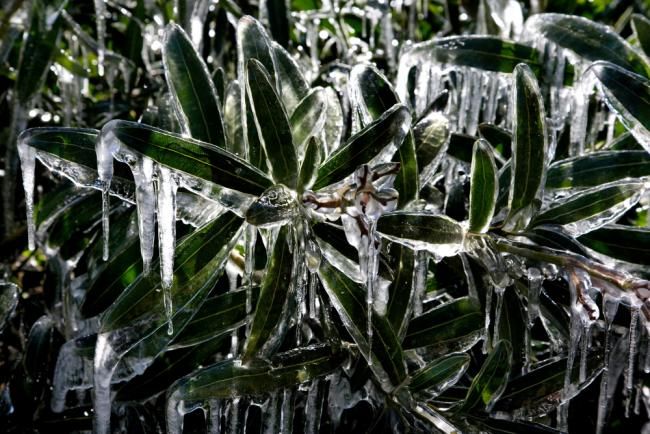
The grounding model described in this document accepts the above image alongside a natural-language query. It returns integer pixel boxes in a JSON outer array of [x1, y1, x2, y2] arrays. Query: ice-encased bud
[[245, 184, 300, 227]]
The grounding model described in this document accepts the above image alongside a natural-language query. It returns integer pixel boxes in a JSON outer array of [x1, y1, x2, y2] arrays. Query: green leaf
[[579, 224, 650, 265], [394, 132, 419, 208], [265, 0, 289, 48], [243, 226, 295, 361], [524, 224, 590, 257], [531, 180, 643, 235], [413, 110, 450, 180], [101, 212, 243, 332], [168, 344, 345, 401], [478, 123, 511, 160], [376, 212, 465, 257], [25, 316, 63, 383], [403, 297, 483, 352], [237, 15, 275, 82], [101, 120, 273, 196], [469, 139, 498, 233], [468, 417, 564, 434], [527, 13, 650, 77], [461, 340, 512, 412], [54, 50, 91, 78], [212, 67, 225, 103], [0, 283, 19, 332], [409, 353, 471, 395], [317, 259, 407, 391], [273, 41, 309, 114], [447, 132, 475, 163], [632, 14, 650, 59], [313, 104, 411, 190], [298, 136, 322, 191], [591, 61, 650, 153], [504, 63, 548, 233], [163, 23, 226, 147], [247, 59, 299, 188], [385, 243, 415, 337], [496, 288, 526, 372], [172, 286, 261, 349], [19, 127, 99, 170], [223, 82, 246, 158], [245, 185, 300, 227], [290, 87, 327, 156], [546, 151, 650, 189]]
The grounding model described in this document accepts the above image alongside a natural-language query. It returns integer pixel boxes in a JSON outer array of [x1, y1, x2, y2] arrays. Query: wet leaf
[[527, 13, 650, 77], [504, 64, 548, 233], [386, 243, 415, 337], [290, 87, 327, 155], [243, 226, 295, 362], [579, 224, 650, 265], [461, 340, 512, 412], [377, 211, 465, 257], [298, 136, 322, 191], [273, 41, 309, 114], [19, 127, 99, 170], [313, 104, 411, 190], [478, 123, 511, 160], [237, 15, 275, 81], [409, 353, 471, 395], [591, 61, 650, 153], [163, 23, 226, 147], [223, 82, 246, 158], [101, 120, 273, 196], [523, 224, 590, 257], [469, 139, 498, 234], [403, 297, 483, 352], [247, 59, 299, 188]]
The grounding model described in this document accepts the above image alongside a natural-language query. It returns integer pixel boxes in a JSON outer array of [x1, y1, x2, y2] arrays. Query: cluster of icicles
[[14, 3, 650, 434]]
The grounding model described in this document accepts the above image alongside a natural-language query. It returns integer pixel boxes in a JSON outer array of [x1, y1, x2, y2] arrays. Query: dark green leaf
[[579, 224, 650, 265], [102, 120, 273, 196], [546, 151, 650, 189], [461, 340, 512, 412], [212, 67, 225, 103], [504, 63, 548, 233], [527, 13, 650, 77], [290, 87, 327, 155], [447, 132, 475, 163], [386, 243, 415, 337], [524, 224, 590, 257], [403, 297, 483, 352], [413, 110, 450, 180], [409, 353, 470, 395], [298, 136, 322, 191], [313, 104, 411, 190], [54, 50, 91, 78], [247, 59, 299, 188], [394, 131, 419, 208], [223, 82, 246, 158], [163, 23, 226, 147], [632, 14, 650, 59], [377, 211, 465, 256], [478, 123, 511, 160], [243, 226, 295, 361], [469, 139, 498, 233], [0, 282, 19, 332], [591, 61, 650, 152], [24, 316, 63, 382], [237, 15, 275, 81], [496, 288, 526, 372], [245, 185, 300, 227], [317, 259, 406, 391], [273, 42, 309, 114], [468, 417, 564, 434], [19, 127, 99, 170], [266, 0, 289, 47], [531, 181, 643, 234], [168, 344, 345, 400]]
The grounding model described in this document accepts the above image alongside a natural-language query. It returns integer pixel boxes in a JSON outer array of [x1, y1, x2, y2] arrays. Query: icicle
[[625, 305, 640, 416], [96, 125, 120, 261], [207, 399, 222, 433], [527, 267, 543, 326], [280, 388, 294, 434], [93, 0, 107, 77], [17, 140, 36, 251], [596, 294, 619, 434], [156, 165, 178, 335], [304, 380, 323, 434], [492, 286, 505, 344], [483, 283, 493, 353], [579, 322, 592, 382], [133, 158, 156, 274], [245, 224, 257, 318]]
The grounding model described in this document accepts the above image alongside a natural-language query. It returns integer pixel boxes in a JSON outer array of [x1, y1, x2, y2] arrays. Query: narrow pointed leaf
[[478, 123, 511, 160], [273, 41, 309, 114], [386, 243, 415, 337], [504, 64, 548, 233], [409, 353, 471, 395], [579, 225, 650, 265], [469, 139, 498, 233], [377, 212, 465, 257], [18, 127, 99, 170], [265, 0, 289, 48], [531, 180, 644, 236], [413, 110, 450, 182], [224, 82, 246, 158], [632, 14, 650, 58], [243, 226, 294, 361], [247, 59, 299, 188], [290, 87, 327, 155], [237, 15, 275, 81], [313, 104, 411, 190], [168, 344, 345, 401], [469, 417, 564, 434], [591, 61, 650, 153], [526, 13, 650, 77], [461, 340, 512, 412], [298, 136, 322, 191], [394, 132, 419, 208], [547, 151, 650, 189], [317, 259, 406, 392], [163, 23, 226, 147], [403, 297, 483, 352], [101, 120, 273, 196]]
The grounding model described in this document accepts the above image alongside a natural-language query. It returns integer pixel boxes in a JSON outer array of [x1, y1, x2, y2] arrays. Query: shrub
[[2, 1, 650, 433]]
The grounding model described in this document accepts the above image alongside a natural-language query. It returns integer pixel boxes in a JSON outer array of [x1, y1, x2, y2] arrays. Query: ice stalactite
[[245, 223, 257, 320], [17, 138, 36, 251], [492, 286, 505, 344], [157, 165, 179, 335], [483, 283, 494, 353], [526, 267, 543, 326], [93, 0, 107, 77], [596, 293, 620, 434], [132, 157, 157, 275], [625, 304, 641, 416]]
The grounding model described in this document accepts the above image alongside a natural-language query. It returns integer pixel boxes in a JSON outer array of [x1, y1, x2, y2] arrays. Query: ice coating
[[93, 0, 106, 77], [157, 165, 179, 334], [17, 138, 36, 250]]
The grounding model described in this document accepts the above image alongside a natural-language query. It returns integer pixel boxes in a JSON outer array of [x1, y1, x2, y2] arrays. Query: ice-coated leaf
[[376, 212, 465, 258], [223, 82, 246, 158], [116, 335, 228, 402], [632, 14, 650, 59], [394, 132, 419, 208], [45, 192, 106, 255], [409, 353, 471, 395], [18, 127, 99, 171], [162, 23, 226, 147], [167, 344, 345, 402], [478, 123, 511, 160], [101, 120, 273, 196], [101, 212, 243, 332], [245, 184, 300, 227], [313, 104, 411, 190], [461, 340, 512, 412], [591, 61, 650, 153], [447, 132, 475, 163], [579, 224, 650, 265], [496, 288, 526, 372], [531, 180, 644, 236], [504, 63, 548, 233], [413, 110, 450, 182], [546, 151, 650, 190], [317, 259, 407, 392], [212, 67, 225, 104], [469, 417, 565, 434], [290, 87, 327, 155], [265, 0, 289, 48], [469, 139, 498, 234], [403, 297, 483, 352], [523, 224, 590, 257], [386, 243, 415, 337], [237, 15, 275, 81], [298, 136, 322, 191], [526, 13, 650, 78], [272, 41, 309, 114], [243, 226, 294, 362], [25, 316, 63, 383], [171, 286, 261, 349], [0, 283, 19, 332], [247, 59, 299, 188]]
